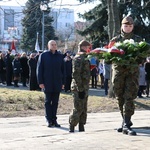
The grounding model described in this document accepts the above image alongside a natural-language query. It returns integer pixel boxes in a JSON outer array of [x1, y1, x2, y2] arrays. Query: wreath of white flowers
[[87, 39, 150, 64]]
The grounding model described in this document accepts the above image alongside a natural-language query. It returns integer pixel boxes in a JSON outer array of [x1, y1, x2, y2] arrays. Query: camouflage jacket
[[111, 33, 142, 43], [71, 53, 91, 92]]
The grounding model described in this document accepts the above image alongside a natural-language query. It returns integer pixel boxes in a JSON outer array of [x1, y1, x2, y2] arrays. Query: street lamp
[[40, 1, 48, 51]]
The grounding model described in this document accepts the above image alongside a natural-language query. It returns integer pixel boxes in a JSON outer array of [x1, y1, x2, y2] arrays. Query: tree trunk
[[111, 0, 120, 37], [107, 0, 114, 40], [107, 0, 120, 40]]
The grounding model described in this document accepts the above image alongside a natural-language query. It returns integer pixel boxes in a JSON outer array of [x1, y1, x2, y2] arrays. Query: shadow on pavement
[[134, 101, 150, 110], [88, 88, 105, 97], [134, 127, 150, 136], [58, 126, 69, 131], [0, 83, 29, 90], [61, 87, 106, 97]]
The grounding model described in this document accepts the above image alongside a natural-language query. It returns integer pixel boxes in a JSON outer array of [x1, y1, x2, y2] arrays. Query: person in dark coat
[[35, 50, 43, 62], [0, 52, 6, 84], [64, 51, 72, 92], [35, 50, 43, 91], [28, 53, 39, 91], [5, 49, 13, 86], [37, 40, 65, 128], [91, 67, 98, 88], [145, 57, 150, 97], [12, 54, 22, 87], [20, 52, 29, 87]]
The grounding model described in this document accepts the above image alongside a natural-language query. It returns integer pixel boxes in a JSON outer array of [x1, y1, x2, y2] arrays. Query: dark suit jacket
[[37, 50, 65, 92]]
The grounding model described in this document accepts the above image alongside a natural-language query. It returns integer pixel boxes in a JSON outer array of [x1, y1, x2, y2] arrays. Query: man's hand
[[62, 85, 64, 90], [78, 91, 85, 99], [39, 84, 45, 89]]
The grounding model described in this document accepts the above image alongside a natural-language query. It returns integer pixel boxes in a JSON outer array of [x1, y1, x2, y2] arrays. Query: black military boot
[[117, 113, 133, 132], [79, 123, 85, 132], [117, 121, 124, 132], [122, 116, 136, 136], [69, 125, 74, 133], [117, 120, 133, 132]]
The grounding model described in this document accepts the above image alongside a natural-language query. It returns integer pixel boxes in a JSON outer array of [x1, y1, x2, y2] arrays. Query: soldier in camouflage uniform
[[69, 40, 91, 132], [110, 16, 143, 136]]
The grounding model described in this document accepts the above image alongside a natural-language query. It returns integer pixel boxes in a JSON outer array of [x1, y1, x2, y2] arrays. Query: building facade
[[51, 8, 74, 41], [0, 5, 74, 51], [0, 5, 24, 51]]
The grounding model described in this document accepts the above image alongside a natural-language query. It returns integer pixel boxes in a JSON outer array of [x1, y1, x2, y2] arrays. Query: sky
[[0, 0, 98, 21]]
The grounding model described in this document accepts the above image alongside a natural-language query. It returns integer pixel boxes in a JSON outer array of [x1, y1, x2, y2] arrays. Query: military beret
[[78, 40, 90, 47], [122, 16, 134, 25]]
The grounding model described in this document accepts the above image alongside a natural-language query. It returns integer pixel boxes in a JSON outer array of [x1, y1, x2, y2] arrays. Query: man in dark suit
[[37, 40, 65, 128]]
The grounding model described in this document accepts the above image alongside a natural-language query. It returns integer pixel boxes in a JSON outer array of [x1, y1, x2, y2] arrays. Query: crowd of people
[[0, 50, 42, 90], [0, 48, 110, 93]]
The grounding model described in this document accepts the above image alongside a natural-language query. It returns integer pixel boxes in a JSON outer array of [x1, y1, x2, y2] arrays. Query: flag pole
[[37, 32, 39, 40], [35, 32, 40, 52]]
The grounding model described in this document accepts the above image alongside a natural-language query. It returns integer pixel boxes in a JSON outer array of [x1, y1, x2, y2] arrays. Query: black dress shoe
[[53, 122, 61, 127], [48, 122, 53, 127]]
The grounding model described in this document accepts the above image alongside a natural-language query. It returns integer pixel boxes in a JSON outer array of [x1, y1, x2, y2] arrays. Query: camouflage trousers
[[69, 90, 88, 126], [112, 64, 139, 117]]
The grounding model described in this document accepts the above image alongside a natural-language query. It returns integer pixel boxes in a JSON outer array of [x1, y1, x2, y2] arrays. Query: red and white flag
[[11, 40, 16, 55], [11, 40, 16, 51]]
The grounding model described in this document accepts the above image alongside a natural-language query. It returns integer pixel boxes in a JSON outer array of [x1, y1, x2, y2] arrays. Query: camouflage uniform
[[110, 16, 149, 135], [111, 34, 142, 117], [69, 53, 91, 126]]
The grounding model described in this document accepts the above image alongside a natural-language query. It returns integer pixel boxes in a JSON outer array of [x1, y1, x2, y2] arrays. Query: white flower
[[123, 39, 130, 44], [139, 41, 144, 45], [111, 46, 117, 49], [123, 39, 135, 45], [129, 39, 135, 44], [108, 49, 111, 52], [115, 42, 122, 47]]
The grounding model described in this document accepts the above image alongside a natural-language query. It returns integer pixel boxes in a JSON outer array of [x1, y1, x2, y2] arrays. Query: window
[[4, 9, 14, 30]]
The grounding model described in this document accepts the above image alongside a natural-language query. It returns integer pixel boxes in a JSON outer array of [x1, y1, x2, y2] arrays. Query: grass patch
[[0, 88, 150, 117]]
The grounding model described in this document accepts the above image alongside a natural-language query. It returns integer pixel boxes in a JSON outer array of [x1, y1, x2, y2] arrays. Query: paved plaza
[[0, 84, 150, 149], [0, 110, 150, 150]]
